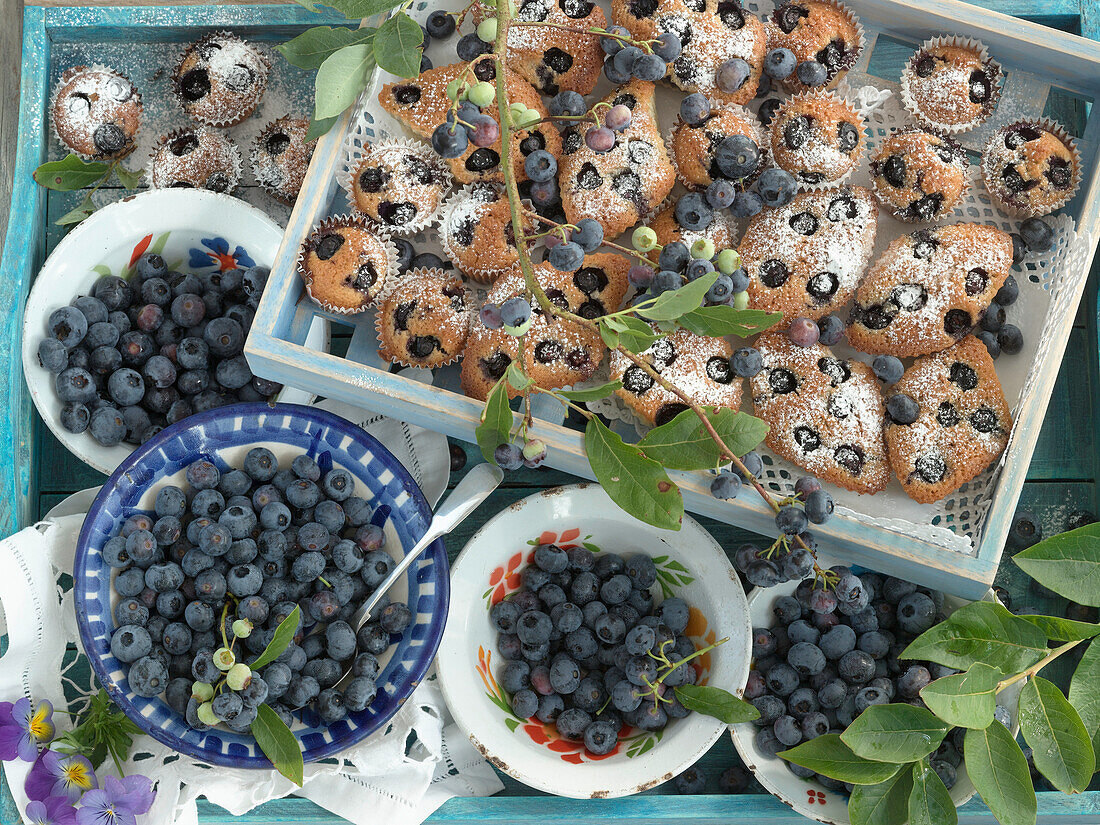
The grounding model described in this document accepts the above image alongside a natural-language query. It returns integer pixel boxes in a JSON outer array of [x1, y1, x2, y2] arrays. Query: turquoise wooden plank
[[1027, 327, 1098, 481]]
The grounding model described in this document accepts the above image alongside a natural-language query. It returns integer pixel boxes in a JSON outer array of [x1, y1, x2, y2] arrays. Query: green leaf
[[505, 362, 534, 392], [909, 761, 957, 825], [278, 25, 376, 70], [677, 306, 784, 338], [288, 0, 404, 16], [964, 722, 1037, 825], [584, 416, 683, 531], [373, 11, 423, 78], [673, 685, 759, 724], [598, 320, 620, 349], [900, 601, 1048, 675], [778, 734, 902, 785], [252, 704, 304, 786], [615, 315, 660, 353], [250, 606, 302, 670], [306, 115, 340, 142], [555, 381, 622, 402], [114, 166, 144, 189], [840, 704, 949, 763], [1069, 639, 1100, 756], [1016, 614, 1100, 642], [918, 662, 1001, 729], [314, 43, 376, 120], [1018, 674, 1094, 793], [635, 271, 718, 322], [475, 379, 514, 463], [55, 193, 96, 226], [1014, 525, 1100, 606], [636, 407, 768, 471], [34, 154, 111, 190], [849, 770, 913, 825]]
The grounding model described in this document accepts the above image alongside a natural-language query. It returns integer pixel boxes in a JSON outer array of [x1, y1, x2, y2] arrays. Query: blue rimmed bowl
[[73, 402, 449, 768]]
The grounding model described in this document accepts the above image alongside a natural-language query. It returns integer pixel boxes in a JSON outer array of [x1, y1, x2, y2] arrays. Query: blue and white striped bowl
[[74, 402, 449, 768]]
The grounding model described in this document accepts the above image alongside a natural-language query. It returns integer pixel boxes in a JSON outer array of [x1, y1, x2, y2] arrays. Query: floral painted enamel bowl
[[730, 557, 1022, 825], [21, 188, 325, 475], [74, 402, 449, 768], [436, 483, 751, 799]]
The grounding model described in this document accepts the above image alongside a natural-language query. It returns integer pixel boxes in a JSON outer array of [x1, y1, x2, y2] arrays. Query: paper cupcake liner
[[145, 126, 243, 193], [773, 0, 865, 95], [172, 30, 271, 129], [374, 267, 472, 369], [664, 98, 769, 192], [980, 118, 1082, 218], [899, 35, 1003, 135], [770, 90, 866, 192], [337, 136, 454, 236], [49, 64, 144, 163], [250, 115, 314, 205], [439, 183, 531, 284], [297, 214, 400, 316], [869, 127, 971, 223]]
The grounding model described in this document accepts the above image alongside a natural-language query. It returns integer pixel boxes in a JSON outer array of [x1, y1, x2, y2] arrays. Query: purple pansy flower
[[75, 776, 154, 825], [0, 698, 55, 761], [188, 237, 255, 272], [26, 749, 98, 803], [25, 796, 78, 825]]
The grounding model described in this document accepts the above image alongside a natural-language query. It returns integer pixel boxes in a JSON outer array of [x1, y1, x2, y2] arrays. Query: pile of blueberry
[[37, 253, 281, 448], [105, 449, 412, 732], [746, 570, 1001, 793], [599, 26, 682, 85], [489, 544, 706, 754]]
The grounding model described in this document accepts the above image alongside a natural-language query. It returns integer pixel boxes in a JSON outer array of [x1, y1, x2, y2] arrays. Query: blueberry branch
[[996, 639, 1082, 692], [521, 210, 655, 265]]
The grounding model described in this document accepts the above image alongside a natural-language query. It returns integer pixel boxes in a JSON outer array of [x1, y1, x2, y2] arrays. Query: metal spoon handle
[[352, 463, 503, 630]]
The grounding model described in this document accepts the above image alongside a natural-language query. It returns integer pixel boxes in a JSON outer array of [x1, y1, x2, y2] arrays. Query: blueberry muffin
[[559, 80, 676, 238], [349, 141, 452, 234], [764, 0, 863, 93], [869, 129, 968, 223], [251, 116, 316, 204], [378, 56, 561, 186], [750, 331, 889, 494], [377, 269, 470, 368], [740, 186, 877, 324], [542, 252, 631, 318], [440, 184, 535, 283], [173, 32, 269, 127], [298, 217, 393, 314], [669, 102, 767, 189], [770, 92, 864, 187], [847, 223, 1013, 357], [610, 326, 741, 427], [611, 0, 767, 107], [646, 199, 740, 262], [981, 121, 1080, 217], [148, 127, 241, 193], [461, 326, 521, 401], [885, 336, 1011, 503], [901, 39, 1000, 134], [473, 0, 606, 95], [51, 66, 142, 160]]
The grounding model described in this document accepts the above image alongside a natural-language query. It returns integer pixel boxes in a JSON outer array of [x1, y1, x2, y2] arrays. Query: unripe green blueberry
[[522, 439, 546, 460], [632, 226, 658, 252], [226, 662, 253, 690], [477, 18, 499, 42], [468, 81, 495, 108], [213, 647, 235, 671], [690, 238, 715, 260], [232, 618, 253, 639], [197, 701, 219, 726], [192, 681, 214, 703], [732, 290, 749, 310], [716, 248, 741, 274]]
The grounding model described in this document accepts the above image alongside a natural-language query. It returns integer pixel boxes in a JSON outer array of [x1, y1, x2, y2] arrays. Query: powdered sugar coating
[[900, 41, 1000, 133], [980, 120, 1081, 217], [349, 140, 452, 234], [50, 65, 143, 160], [764, 0, 864, 94], [377, 268, 471, 368], [770, 91, 865, 187], [298, 216, 396, 314], [668, 101, 767, 189], [750, 331, 889, 494], [439, 184, 534, 282], [868, 128, 969, 222], [646, 198, 740, 258], [148, 126, 241, 193], [173, 32, 270, 128], [250, 115, 315, 205]]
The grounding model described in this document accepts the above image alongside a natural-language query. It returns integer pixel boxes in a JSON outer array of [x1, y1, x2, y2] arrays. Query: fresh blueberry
[[756, 168, 797, 207], [715, 134, 760, 180], [680, 93, 711, 126], [764, 47, 797, 79], [1019, 217, 1054, 253], [796, 60, 828, 86]]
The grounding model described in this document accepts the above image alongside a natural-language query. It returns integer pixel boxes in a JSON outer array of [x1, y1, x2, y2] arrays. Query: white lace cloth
[[0, 404, 504, 825]]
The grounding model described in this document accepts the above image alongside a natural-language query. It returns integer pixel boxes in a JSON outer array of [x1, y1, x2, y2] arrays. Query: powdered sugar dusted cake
[[769, 91, 864, 187], [439, 184, 535, 283], [669, 102, 767, 189], [611, 0, 767, 107], [885, 336, 1011, 503], [847, 223, 1013, 357], [740, 186, 877, 324], [559, 80, 676, 238], [610, 326, 742, 427], [750, 332, 889, 494]]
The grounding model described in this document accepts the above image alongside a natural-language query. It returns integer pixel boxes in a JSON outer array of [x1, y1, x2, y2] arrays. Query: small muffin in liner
[[899, 35, 1002, 135], [869, 128, 970, 223], [173, 31, 270, 128], [339, 137, 453, 236], [146, 126, 242, 193], [764, 0, 865, 94], [769, 90, 866, 190], [375, 267, 472, 369], [439, 183, 536, 284], [297, 214, 399, 315], [251, 115, 316, 205], [50, 64, 143, 161], [665, 99, 769, 192], [981, 118, 1082, 218]]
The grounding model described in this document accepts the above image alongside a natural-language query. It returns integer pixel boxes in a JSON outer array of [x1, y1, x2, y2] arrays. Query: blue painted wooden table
[[1, 2, 1099, 823]]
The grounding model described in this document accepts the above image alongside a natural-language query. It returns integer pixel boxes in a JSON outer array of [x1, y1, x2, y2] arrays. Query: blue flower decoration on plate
[[74, 403, 449, 768], [189, 236, 256, 272]]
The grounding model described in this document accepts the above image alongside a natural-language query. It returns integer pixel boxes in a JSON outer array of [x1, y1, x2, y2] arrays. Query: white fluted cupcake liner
[[980, 117, 1082, 218], [49, 63, 144, 163], [374, 267, 472, 368], [297, 214, 400, 315], [172, 30, 271, 128], [773, 0, 865, 95], [145, 126, 243, 193], [899, 35, 1003, 135], [769, 89, 867, 192]]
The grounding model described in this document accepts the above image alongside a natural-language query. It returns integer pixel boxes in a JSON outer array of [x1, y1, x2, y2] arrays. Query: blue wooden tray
[[2, 3, 1099, 824]]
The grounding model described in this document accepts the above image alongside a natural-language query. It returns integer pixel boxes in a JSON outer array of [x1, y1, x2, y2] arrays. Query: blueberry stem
[[996, 639, 1081, 692]]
